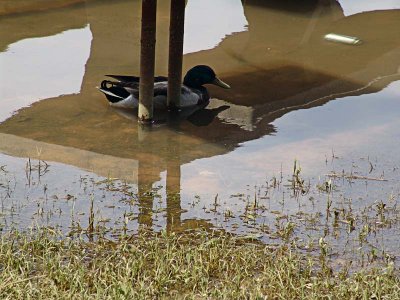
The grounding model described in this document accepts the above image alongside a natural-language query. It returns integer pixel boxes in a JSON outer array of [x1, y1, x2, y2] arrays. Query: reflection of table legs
[[166, 158, 182, 232], [136, 125, 182, 232], [137, 162, 154, 229]]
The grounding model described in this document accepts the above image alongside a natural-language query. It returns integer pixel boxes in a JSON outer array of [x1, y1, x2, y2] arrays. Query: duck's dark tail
[[98, 80, 130, 103]]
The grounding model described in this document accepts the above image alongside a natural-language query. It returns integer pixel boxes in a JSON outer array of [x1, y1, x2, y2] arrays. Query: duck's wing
[[106, 80, 170, 99], [155, 76, 169, 82], [153, 82, 168, 97], [106, 75, 140, 83], [103, 80, 140, 98], [99, 80, 133, 103], [106, 75, 168, 83]]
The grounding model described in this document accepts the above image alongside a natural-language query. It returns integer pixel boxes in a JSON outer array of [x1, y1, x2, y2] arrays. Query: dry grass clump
[[0, 228, 398, 299]]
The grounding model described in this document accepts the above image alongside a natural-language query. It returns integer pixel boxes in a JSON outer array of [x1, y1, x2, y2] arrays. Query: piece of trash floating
[[324, 33, 362, 45]]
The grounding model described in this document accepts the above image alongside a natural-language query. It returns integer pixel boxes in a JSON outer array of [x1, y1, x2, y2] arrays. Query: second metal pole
[[167, 0, 186, 109]]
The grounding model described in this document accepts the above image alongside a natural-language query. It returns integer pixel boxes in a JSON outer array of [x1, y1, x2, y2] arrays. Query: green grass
[[0, 229, 398, 299]]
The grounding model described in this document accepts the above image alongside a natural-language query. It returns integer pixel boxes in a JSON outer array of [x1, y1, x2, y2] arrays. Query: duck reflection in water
[[110, 103, 231, 127]]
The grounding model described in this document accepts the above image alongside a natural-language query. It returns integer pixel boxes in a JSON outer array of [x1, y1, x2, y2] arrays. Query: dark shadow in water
[[187, 106, 230, 127]]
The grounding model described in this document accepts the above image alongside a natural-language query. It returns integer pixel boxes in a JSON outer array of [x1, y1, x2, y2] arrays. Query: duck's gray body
[[100, 80, 208, 110], [98, 65, 230, 110]]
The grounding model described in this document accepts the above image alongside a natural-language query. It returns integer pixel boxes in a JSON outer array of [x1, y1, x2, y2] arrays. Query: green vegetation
[[1, 158, 399, 299], [0, 228, 398, 299]]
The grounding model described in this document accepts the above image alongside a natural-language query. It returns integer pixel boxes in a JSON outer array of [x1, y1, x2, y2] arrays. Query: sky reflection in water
[[341, 0, 400, 16], [184, 0, 248, 54], [0, 25, 92, 122]]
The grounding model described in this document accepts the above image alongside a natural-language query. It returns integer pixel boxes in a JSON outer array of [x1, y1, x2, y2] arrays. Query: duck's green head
[[183, 65, 231, 89]]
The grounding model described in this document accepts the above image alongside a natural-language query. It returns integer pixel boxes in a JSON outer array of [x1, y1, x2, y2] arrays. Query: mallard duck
[[98, 65, 230, 110]]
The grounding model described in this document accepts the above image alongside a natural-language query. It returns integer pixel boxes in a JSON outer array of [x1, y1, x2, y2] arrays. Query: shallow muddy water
[[1, 0, 400, 269]]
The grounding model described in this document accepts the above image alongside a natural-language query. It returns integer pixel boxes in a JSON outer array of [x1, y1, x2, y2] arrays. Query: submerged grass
[[0, 228, 399, 299]]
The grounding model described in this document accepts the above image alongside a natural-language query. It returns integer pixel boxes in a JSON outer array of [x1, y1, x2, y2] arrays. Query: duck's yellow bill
[[212, 77, 231, 89]]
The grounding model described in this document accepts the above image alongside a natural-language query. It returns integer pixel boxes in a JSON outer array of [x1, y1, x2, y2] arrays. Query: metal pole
[[138, 0, 157, 124], [167, 0, 185, 109]]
